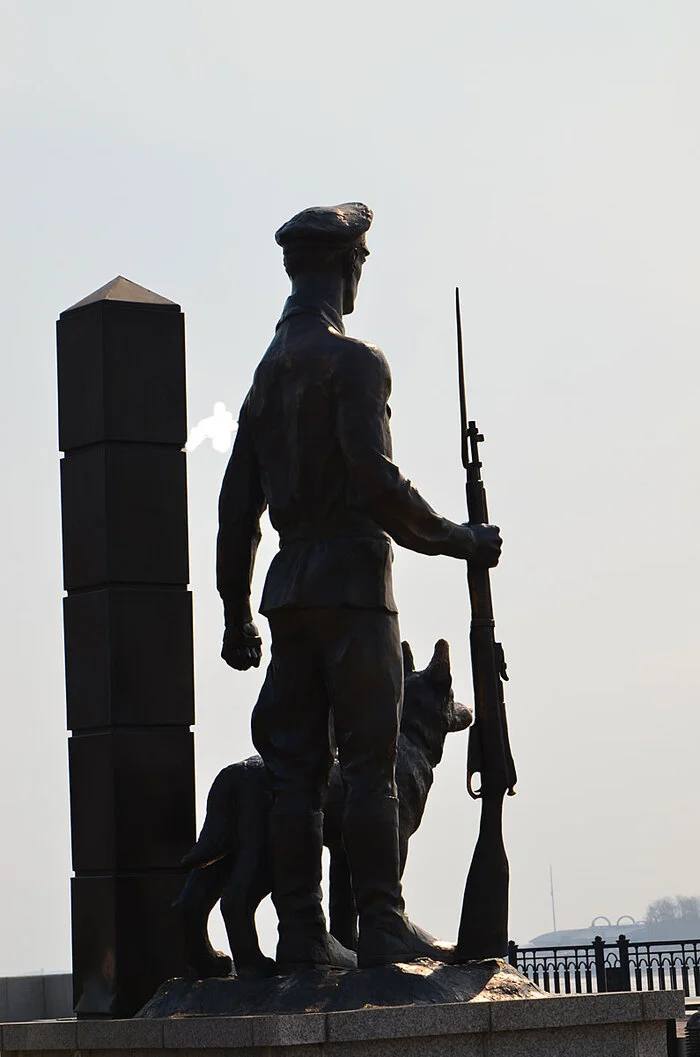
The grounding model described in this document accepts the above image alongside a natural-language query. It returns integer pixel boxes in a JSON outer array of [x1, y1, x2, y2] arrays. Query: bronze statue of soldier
[[217, 203, 502, 972]]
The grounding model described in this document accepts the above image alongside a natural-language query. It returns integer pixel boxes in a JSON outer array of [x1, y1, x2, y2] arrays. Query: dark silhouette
[[176, 640, 471, 977], [217, 203, 501, 972]]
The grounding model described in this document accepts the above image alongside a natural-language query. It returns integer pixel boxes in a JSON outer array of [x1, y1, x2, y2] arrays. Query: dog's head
[[400, 639, 472, 767]]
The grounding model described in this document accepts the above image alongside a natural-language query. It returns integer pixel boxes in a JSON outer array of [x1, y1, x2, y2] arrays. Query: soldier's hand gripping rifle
[[454, 288, 517, 961]]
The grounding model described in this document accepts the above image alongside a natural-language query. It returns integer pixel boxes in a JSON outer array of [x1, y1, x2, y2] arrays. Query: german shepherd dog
[[174, 639, 471, 977]]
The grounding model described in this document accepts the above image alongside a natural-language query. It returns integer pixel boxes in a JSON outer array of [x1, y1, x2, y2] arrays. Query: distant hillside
[[528, 897, 700, 947]]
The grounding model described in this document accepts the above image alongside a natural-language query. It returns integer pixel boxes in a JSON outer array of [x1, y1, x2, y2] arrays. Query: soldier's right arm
[[217, 395, 267, 669], [334, 342, 500, 564]]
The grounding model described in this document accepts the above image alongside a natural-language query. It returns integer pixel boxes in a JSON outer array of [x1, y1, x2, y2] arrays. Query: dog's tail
[[181, 764, 239, 869]]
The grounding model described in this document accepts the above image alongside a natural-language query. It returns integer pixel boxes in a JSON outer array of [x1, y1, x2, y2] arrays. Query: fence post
[[618, 934, 631, 991], [508, 940, 519, 968], [594, 935, 607, 992]]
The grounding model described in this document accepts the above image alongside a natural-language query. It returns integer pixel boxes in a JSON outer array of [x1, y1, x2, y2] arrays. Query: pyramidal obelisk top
[[63, 276, 178, 314]]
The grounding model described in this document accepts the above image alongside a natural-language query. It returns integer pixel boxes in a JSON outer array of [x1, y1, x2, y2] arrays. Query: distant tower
[[58, 277, 196, 1017], [550, 864, 557, 932]]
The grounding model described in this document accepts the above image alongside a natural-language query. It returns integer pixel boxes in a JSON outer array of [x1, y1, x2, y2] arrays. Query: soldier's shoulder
[[332, 332, 390, 377]]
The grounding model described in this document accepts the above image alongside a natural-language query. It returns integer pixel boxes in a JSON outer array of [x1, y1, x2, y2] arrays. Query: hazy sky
[[1, 0, 699, 973]]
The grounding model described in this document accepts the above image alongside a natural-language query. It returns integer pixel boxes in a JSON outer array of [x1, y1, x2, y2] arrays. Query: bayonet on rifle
[[455, 287, 517, 961]]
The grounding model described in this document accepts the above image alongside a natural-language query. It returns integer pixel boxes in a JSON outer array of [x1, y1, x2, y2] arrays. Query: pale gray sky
[[1, 0, 699, 973]]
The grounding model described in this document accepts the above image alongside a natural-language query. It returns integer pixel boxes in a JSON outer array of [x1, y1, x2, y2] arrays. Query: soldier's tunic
[[217, 296, 463, 809]]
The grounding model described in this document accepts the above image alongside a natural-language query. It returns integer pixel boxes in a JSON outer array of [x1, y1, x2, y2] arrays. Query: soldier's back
[[248, 306, 386, 544], [245, 302, 396, 615]]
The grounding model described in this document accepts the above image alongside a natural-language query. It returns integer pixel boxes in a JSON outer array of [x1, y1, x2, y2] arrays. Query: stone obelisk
[[58, 277, 196, 1018]]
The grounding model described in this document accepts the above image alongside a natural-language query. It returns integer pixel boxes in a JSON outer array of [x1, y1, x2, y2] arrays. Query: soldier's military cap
[[275, 202, 373, 248]]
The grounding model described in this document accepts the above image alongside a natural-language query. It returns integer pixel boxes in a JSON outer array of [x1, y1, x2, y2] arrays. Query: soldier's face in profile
[[342, 244, 369, 315]]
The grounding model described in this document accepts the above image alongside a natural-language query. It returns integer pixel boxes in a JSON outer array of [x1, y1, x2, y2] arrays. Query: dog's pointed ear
[[427, 639, 451, 689], [432, 639, 450, 666], [401, 641, 415, 673]]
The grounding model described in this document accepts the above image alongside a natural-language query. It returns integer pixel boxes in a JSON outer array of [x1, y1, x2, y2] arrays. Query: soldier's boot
[[270, 809, 357, 973], [343, 795, 455, 969]]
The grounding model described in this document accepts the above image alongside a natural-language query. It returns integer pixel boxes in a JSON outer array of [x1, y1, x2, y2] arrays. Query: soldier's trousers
[[252, 607, 403, 812]]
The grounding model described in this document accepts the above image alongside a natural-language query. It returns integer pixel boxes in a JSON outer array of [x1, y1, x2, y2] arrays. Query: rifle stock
[[454, 289, 517, 961]]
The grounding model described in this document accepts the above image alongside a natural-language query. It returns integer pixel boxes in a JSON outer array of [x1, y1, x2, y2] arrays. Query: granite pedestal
[[0, 989, 684, 1056]]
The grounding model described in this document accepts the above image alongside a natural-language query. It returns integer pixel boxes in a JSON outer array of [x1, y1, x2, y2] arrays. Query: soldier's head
[[275, 202, 372, 315]]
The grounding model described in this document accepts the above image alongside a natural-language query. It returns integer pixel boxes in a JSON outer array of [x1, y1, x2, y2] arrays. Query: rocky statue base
[[0, 984, 683, 1057], [138, 958, 540, 1016]]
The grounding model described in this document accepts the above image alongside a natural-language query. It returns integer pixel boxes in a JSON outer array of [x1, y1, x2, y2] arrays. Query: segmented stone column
[[58, 277, 195, 1018]]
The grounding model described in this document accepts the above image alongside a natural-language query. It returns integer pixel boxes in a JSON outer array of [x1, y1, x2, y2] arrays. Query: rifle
[[454, 287, 517, 961]]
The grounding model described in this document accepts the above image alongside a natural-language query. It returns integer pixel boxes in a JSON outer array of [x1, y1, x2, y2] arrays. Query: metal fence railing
[[509, 935, 700, 997]]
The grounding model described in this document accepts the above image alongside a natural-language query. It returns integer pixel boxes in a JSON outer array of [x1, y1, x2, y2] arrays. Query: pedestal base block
[[0, 982, 683, 1057]]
